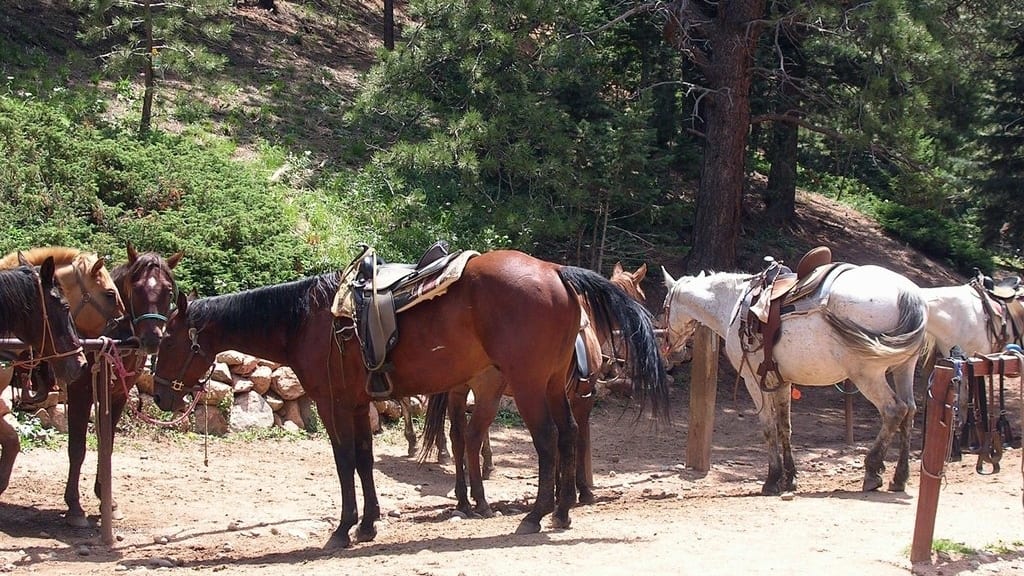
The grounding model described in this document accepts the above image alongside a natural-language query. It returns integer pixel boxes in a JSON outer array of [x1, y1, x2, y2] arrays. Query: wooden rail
[[911, 352, 1023, 564], [1, 337, 138, 545]]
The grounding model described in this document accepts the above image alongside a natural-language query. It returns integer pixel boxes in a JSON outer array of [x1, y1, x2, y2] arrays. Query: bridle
[[11, 267, 84, 371], [69, 258, 124, 334], [123, 264, 178, 328], [152, 324, 211, 395]]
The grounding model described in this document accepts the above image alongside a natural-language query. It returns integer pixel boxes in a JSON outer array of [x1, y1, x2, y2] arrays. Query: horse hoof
[[760, 484, 782, 497], [549, 516, 571, 530], [354, 525, 377, 543], [577, 491, 596, 506], [514, 519, 542, 535], [862, 476, 883, 492], [324, 529, 352, 550], [65, 514, 91, 528], [474, 506, 495, 519], [887, 481, 906, 493]]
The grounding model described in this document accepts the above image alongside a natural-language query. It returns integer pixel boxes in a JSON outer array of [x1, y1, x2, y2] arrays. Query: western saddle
[[740, 246, 855, 391]]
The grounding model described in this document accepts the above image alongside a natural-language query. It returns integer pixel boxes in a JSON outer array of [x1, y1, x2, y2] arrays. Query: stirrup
[[365, 371, 394, 400]]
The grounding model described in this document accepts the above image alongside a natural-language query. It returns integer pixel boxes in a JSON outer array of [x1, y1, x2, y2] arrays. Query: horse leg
[[775, 385, 798, 493], [513, 393, 559, 535], [850, 370, 907, 492], [352, 403, 380, 542], [746, 377, 786, 495], [465, 376, 503, 518], [0, 411, 19, 495], [547, 380, 578, 529], [320, 404, 360, 549], [64, 378, 92, 526], [400, 397, 418, 457], [571, 393, 595, 504], [888, 362, 917, 492], [446, 387, 473, 515]]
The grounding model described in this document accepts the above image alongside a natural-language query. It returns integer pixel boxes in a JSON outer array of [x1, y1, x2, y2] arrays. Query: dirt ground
[[0, 379, 1021, 576]]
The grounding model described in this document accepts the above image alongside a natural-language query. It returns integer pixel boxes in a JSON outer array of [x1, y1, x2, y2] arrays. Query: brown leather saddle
[[343, 241, 473, 399], [970, 269, 1024, 351], [741, 246, 853, 390]]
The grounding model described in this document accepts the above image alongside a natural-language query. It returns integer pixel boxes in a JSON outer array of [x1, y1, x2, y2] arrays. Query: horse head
[[151, 291, 211, 412], [114, 243, 183, 354], [10, 254, 87, 383], [61, 251, 127, 338], [660, 267, 703, 358], [611, 262, 647, 303]]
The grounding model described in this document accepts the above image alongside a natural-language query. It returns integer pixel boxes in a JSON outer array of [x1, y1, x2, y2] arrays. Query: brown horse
[[0, 255, 87, 494], [0, 247, 126, 341], [420, 261, 649, 517], [151, 250, 669, 548], [62, 244, 181, 526]]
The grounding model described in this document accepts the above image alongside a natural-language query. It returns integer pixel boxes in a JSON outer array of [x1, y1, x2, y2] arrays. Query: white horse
[[661, 264, 928, 495], [922, 282, 1022, 364]]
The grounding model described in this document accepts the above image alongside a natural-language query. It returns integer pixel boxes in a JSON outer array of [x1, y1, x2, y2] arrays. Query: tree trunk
[[764, 120, 798, 223], [686, 1, 765, 272], [139, 0, 154, 136], [384, 0, 395, 50], [764, 23, 805, 225]]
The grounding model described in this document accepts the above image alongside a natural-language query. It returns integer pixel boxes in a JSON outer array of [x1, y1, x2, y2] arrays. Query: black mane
[[189, 272, 342, 335]]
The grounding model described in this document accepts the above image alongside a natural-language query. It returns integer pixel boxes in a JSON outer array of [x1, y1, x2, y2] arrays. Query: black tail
[[559, 266, 671, 424], [418, 392, 449, 462]]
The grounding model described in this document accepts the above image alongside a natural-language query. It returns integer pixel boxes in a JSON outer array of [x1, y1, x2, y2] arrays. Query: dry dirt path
[[0, 384, 1022, 576]]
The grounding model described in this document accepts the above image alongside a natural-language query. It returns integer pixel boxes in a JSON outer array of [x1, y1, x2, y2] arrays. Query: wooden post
[[911, 353, 1022, 564], [95, 353, 115, 546], [686, 325, 719, 472], [910, 362, 955, 563]]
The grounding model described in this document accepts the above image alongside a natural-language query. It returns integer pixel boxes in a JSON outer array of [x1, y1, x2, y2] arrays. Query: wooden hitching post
[[686, 325, 719, 472], [94, 352, 114, 545]]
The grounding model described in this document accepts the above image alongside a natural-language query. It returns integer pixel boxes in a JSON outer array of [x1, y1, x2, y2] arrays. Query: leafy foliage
[[0, 91, 317, 295]]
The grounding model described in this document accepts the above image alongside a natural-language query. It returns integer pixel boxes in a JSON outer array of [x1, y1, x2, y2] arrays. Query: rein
[[10, 268, 84, 371], [97, 337, 204, 427]]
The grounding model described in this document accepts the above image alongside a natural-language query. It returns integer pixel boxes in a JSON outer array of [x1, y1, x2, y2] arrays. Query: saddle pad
[[331, 250, 479, 319]]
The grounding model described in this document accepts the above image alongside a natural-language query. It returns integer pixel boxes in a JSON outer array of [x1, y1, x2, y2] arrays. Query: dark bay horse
[[420, 261, 650, 517], [151, 250, 669, 548], [62, 244, 181, 525], [0, 255, 87, 494]]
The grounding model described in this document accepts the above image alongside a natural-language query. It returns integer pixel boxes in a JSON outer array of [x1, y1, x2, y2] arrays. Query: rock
[[209, 362, 232, 384], [190, 405, 229, 436], [278, 400, 304, 429], [199, 380, 232, 407], [270, 367, 304, 400], [229, 391, 274, 431], [231, 375, 254, 394], [249, 365, 273, 395]]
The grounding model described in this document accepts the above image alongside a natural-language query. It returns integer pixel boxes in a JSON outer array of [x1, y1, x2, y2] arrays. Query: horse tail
[[419, 392, 448, 463], [558, 266, 671, 424], [823, 288, 928, 360]]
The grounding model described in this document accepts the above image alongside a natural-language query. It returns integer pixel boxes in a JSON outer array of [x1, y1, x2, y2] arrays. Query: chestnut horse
[[420, 261, 649, 517], [0, 255, 87, 494], [62, 244, 181, 526], [151, 250, 668, 548]]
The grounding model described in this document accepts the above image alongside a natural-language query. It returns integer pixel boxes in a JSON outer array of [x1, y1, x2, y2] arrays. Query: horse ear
[[17, 250, 29, 267], [697, 270, 706, 278], [186, 288, 198, 302], [40, 256, 56, 287], [175, 290, 190, 314], [635, 263, 647, 281], [613, 262, 624, 275], [661, 266, 676, 289], [166, 251, 184, 269], [90, 256, 106, 276], [127, 242, 139, 263]]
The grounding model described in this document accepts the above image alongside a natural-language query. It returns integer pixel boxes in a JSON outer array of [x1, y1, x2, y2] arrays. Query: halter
[[11, 268, 84, 371], [70, 259, 124, 333], [125, 268, 178, 327], [152, 324, 211, 395]]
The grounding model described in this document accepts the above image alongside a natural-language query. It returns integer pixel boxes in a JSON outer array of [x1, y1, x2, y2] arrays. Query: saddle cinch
[[740, 246, 856, 391]]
